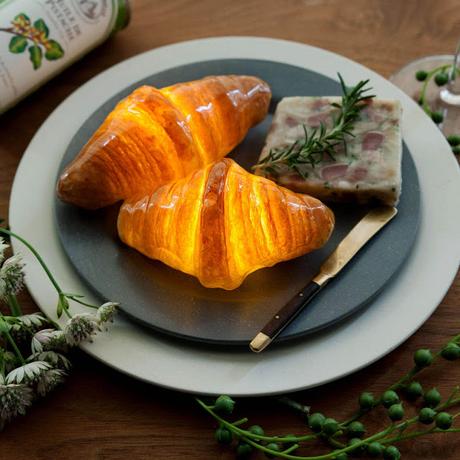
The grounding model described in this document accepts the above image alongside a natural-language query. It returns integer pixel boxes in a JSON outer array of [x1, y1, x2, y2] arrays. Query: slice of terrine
[[256, 97, 402, 206]]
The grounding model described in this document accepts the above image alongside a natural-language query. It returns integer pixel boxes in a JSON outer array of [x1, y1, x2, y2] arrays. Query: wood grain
[[1, 0, 459, 458]]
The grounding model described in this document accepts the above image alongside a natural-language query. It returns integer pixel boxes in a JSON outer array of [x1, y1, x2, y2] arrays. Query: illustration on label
[[0, 12, 64, 70]]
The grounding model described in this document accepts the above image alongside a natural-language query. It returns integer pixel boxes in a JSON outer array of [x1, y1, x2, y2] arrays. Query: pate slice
[[256, 97, 402, 206]]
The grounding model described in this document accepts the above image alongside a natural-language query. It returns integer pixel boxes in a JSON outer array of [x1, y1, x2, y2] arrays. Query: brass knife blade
[[313, 206, 398, 286]]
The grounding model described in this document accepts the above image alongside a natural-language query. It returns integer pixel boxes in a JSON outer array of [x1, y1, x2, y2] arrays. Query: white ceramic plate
[[9, 37, 460, 396]]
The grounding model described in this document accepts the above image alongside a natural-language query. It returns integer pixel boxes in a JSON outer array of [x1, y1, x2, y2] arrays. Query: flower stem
[[0, 228, 65, 296], [231, 417, 248, 426], [67, 296, 98, 309], [3, 330, 26, 365], [0, 351, 5, 378], [276, 396, 310, 417], [239, 424, 395, 460], [6, 293, 22, 317], [196, 398, 317, 444], [0, 27, 22, 37]]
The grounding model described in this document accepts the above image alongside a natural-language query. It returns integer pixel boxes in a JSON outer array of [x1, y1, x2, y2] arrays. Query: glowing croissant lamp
[[57, 76, 271, 209], [118, 159, 335, 290]]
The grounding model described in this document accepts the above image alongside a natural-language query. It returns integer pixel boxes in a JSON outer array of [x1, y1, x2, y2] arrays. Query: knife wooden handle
[[249, 281, 322, 352]]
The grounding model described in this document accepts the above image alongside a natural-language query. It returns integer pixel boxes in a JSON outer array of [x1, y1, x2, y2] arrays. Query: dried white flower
[[0, 383, 34, 428], [0, 254, 25, 298], [64, 313, 100, 346], [0, 237, 9, 264], [28, 351, 71, 371], [5, 361, 51, 384], [31, 329, 67, 353], [36, 368, 66, 397], [14, 313, 48, 329], [96, 302, 118, 325], [10, 314, 49, 345]]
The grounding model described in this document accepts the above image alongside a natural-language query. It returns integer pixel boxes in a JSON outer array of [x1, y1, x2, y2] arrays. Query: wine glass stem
[[440, 41, 460, 106]]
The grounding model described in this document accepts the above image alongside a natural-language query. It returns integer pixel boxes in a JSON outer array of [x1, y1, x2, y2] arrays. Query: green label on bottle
[[0, 0, 130, 113]]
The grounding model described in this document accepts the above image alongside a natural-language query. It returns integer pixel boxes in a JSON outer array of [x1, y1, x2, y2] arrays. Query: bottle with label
[[0, 0, 130, 114]]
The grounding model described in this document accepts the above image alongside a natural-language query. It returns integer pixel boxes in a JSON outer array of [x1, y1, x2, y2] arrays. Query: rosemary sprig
[[254, 74, 375, 176]]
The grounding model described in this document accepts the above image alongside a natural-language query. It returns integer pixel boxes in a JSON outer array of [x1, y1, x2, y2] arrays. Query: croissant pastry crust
[[118, 159, 335, 290], [57, 75, 271, 209]]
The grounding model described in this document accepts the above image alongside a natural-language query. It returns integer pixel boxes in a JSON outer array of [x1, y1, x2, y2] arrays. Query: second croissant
[[118, 159, 335, 290]]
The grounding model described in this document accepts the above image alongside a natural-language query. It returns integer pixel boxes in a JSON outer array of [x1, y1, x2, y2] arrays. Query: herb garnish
[[253, 74, 375, 177]]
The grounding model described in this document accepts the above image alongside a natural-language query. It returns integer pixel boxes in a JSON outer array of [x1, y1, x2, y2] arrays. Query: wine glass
[[390, 41, 460, 155]]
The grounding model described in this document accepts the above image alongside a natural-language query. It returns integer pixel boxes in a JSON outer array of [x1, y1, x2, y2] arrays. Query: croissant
[[118, 159, 335, 290], [57, 75, 271, 209]]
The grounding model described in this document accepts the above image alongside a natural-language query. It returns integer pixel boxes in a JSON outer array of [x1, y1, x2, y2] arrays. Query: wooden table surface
[[1, 0, 459, 458]]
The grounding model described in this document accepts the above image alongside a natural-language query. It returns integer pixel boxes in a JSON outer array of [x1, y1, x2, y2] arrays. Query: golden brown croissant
[[57, 75, 271, 209], [118, 159, 335, 290]]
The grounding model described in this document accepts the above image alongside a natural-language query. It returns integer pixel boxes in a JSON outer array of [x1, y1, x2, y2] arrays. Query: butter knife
[[249, 206, 398, 353]]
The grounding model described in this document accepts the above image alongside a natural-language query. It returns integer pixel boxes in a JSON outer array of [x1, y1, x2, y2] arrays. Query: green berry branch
[[198, 332, 460, 459], [0, 13, 64, 70], [414, 65, 460, 155]]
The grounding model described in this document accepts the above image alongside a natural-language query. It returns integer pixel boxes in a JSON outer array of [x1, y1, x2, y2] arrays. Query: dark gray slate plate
[[55, 59, 420, 345]]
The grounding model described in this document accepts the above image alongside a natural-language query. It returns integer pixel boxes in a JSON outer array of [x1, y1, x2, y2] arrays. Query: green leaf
[[57, 299, 63, 318], [0, 318, 11, 334], [56, 294, 68, 319], [13, 13, 30, 25], [44, 39, 64, 60], [28, 45, 42, 70], [9, 36, 27, 53], [33, 18, 49, 37]]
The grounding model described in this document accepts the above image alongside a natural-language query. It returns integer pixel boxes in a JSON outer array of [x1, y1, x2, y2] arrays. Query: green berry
[[423, 388, 441, 408], [383, 445, 401, 460], [323, 418, 340, 436], [388, 403, 404, 421], [367, 442, 384, 457], [435, 72, 449, 86], [308, 412, 326, 432], [415, 70, 428, 81], [214, 395, 235, 414], [265, 442, 280, 458], [447, 134, 460, 146], [414, 348, 433, 368], [419, 407, 436, 424], [435, 411, 453, 430], [382, 390, 400, 408], [359, 392, 375, 410], [441, 343, 460, 360], [215, 426, 232, 444], [406, 381, 423, 400], [431, 112, 444, 124], [347, 421, 366, 438], [335, 453, 349, 460], [236, 442, 253, 458], [453, 146, 460, 155], [348, 438, 365, 456], [248, 425, 264, 439]]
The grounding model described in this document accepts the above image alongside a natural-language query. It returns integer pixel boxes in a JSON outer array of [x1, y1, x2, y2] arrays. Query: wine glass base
[[390, 55, 460, 138]]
